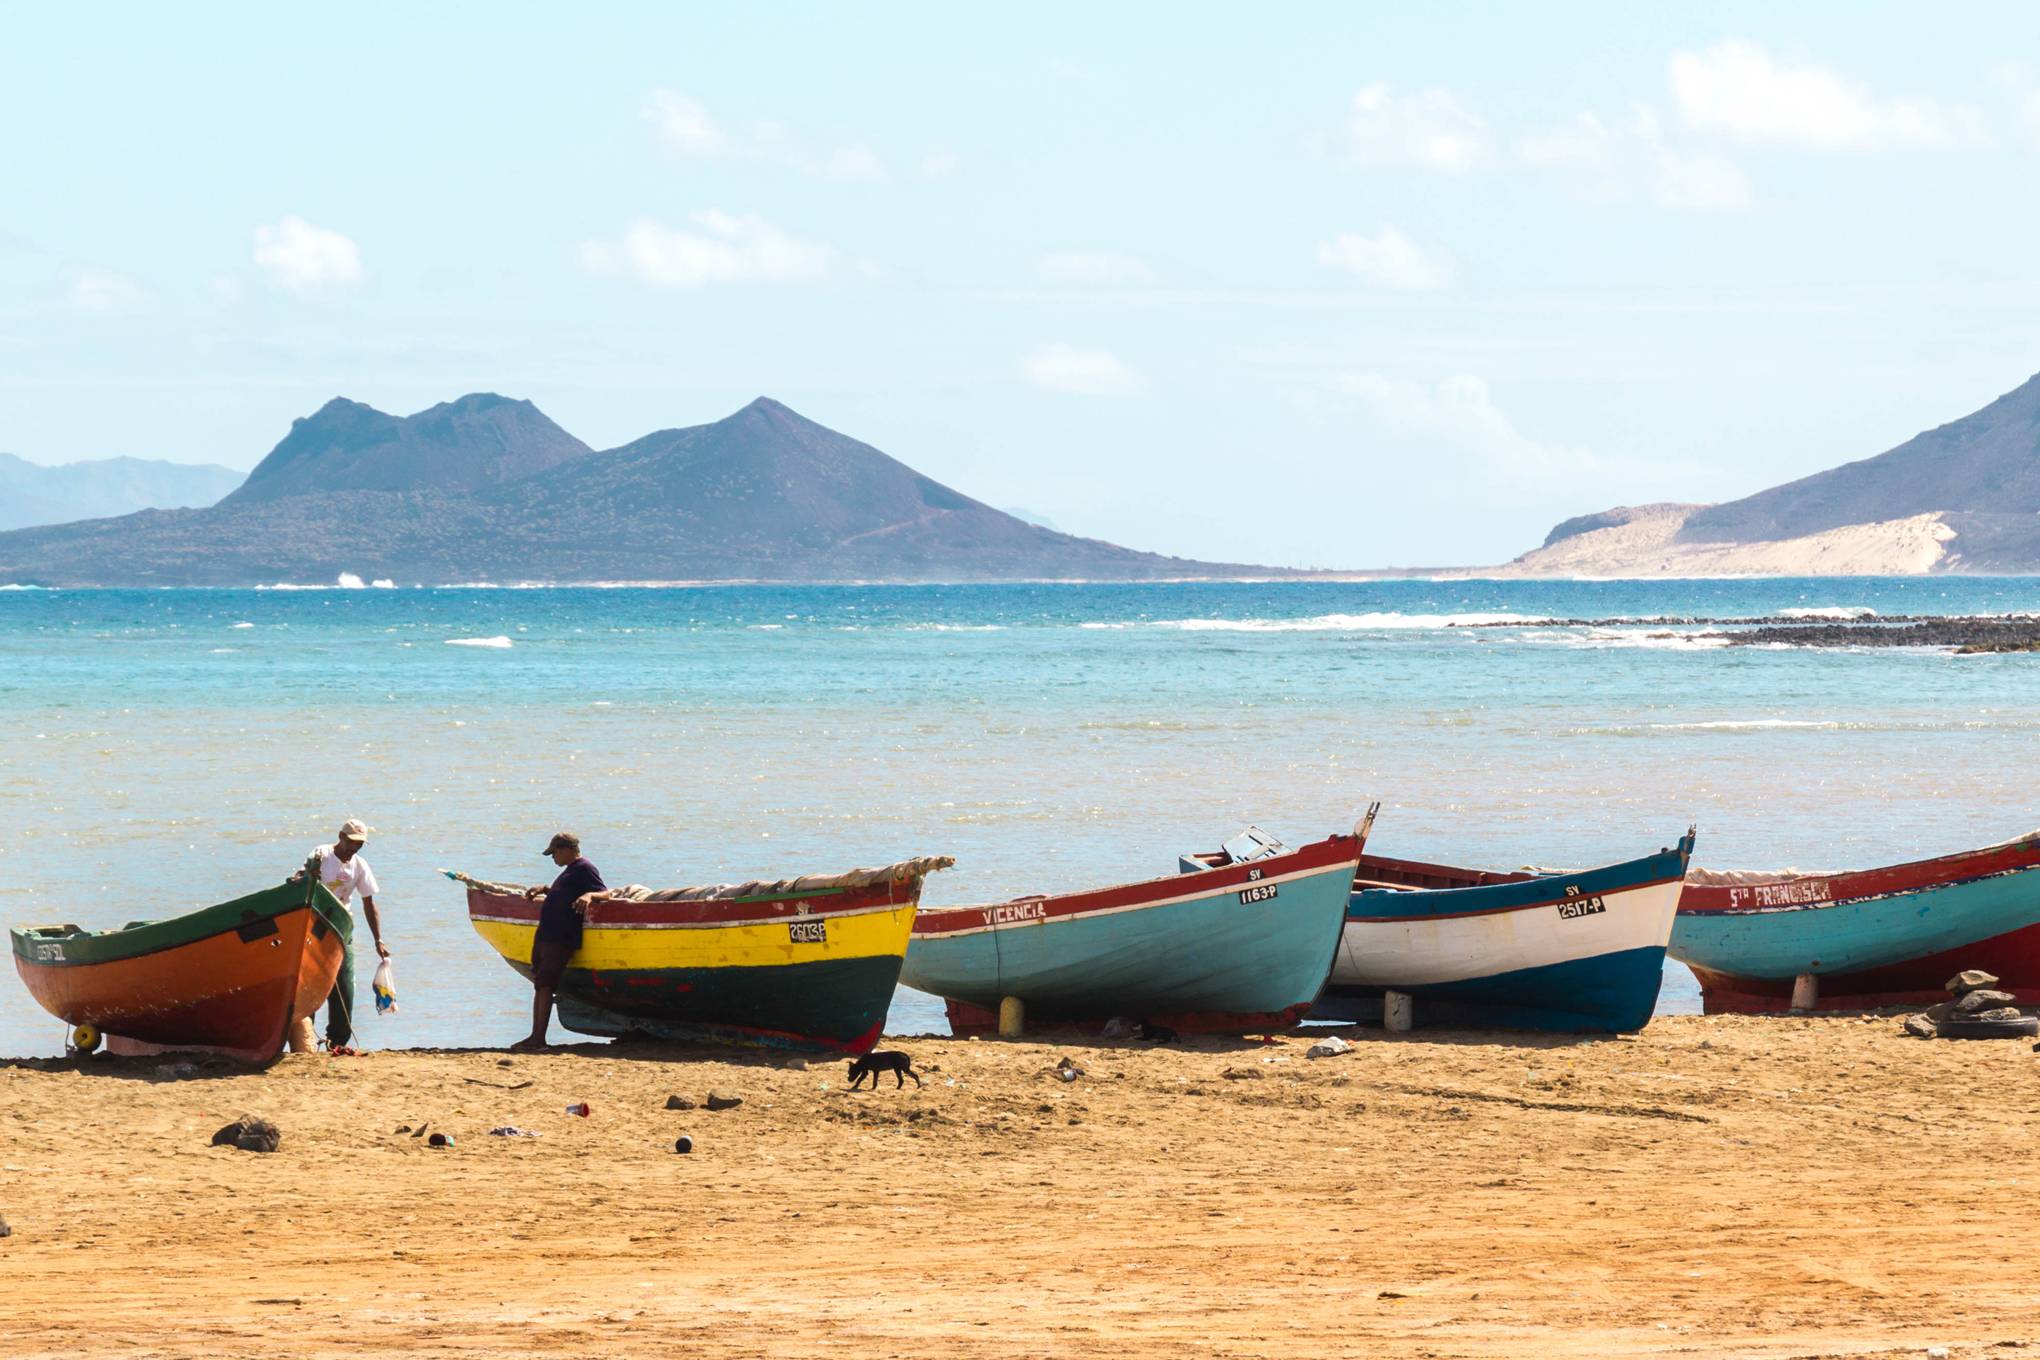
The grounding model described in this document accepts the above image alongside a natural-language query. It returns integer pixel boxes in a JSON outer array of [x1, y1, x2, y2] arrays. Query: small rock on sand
[[211, 1116, 280, 1154], [664, 1094, 697, 1111], [705, 1090, 743, 1111], [780, 1058, 808, 1072], [1902, 1014, 1937, 1039], [1951, 989, 2019, 1015], [1221, 1066, 1264, 1081], [1946, 970, 2000, 994], [1306, 1037, 1352, 1059], [1924, 1002, 1953, 1022], [0, 1215, 11, 1239]]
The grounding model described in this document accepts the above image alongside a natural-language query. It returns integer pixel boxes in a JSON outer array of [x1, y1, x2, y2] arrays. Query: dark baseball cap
[[540, 831, 581, 856]]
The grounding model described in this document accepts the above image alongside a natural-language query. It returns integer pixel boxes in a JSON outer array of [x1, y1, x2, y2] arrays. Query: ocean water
[[4, 576, 2040, 1059]]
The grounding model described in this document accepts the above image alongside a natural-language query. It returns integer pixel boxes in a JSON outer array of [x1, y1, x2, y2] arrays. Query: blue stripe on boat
[[1345, 841, 1690, 920], [1314, 944, 1669, 1033]]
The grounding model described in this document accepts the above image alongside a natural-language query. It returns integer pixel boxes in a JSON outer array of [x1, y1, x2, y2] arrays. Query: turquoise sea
[[5, 577, 2040, 1058]]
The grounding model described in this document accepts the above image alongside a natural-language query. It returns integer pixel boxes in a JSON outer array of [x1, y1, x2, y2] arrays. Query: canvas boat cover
[[447, 856, 954, 904]]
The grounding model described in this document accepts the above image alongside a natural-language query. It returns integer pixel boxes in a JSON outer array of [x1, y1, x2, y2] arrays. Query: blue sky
[[3, 3, 2038, 567]]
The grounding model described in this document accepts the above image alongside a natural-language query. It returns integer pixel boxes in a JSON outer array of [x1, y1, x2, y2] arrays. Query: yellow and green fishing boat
[[453, 856, 951, 1053]]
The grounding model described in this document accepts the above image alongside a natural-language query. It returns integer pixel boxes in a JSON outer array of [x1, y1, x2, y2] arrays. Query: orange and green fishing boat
[[454, 855, 952, 1054], [10, 872, 352, 1064]]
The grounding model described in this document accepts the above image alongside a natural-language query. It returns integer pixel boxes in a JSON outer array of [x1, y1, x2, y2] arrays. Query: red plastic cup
[[564, 1102, 591, 1117]]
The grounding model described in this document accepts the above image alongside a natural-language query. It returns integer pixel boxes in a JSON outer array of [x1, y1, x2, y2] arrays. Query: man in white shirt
[[298, 817, 391, 1052]]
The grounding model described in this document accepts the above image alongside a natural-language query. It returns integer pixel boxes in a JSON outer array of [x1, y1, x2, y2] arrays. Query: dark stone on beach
[[0, 1215, 11, 1238], [212, 1116, 280, 1153], [664, 1094, 697, 1111], [1963, 1007, 2026, 1024], [1902, 1014, 1938, 1039], [780, 1058, 808, 1072], [705, 1090, 742, 1111], [1948, 970, 2002, 994], [1952, 989, 2019, 1015], [1924, 1002, 1953, 1023]]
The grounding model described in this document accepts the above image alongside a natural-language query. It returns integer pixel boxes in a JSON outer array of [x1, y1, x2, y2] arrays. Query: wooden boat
[[1670, 832, 2040, 1013], [902, 819, 1368, 1035], [457, 856, 952, 1054], [1312, 832, 1695, 1033], [10, 875, 352, 1064]]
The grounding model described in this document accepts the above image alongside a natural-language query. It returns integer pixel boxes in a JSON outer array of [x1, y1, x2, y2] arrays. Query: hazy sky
[[4, 3, 2038, 567]]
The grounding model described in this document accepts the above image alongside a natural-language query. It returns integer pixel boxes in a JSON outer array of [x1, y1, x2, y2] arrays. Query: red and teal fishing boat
[[10, 875, 352, 1064], [902, 820, 1368, 1034], [458, 856, 951, 1053], [1671, 831, 2040, 1012]]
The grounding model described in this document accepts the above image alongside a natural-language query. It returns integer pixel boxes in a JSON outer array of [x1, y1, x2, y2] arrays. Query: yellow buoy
[[71, 1023, 101, 1054]]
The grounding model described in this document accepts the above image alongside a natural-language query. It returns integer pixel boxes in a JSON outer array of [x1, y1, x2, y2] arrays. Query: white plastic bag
[[371, 957, 399, 1015]]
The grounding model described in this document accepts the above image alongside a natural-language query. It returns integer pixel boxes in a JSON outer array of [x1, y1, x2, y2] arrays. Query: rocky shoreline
[[1459, 614, 2040, 651]]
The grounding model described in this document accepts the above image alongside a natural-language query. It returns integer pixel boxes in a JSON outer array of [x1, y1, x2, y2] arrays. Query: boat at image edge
[[1670, 830, 2040, 1013], [902, 816, 1369, 1034], [1312, 831, 1695, 1034], [10, 876, 352, 1064], [458, 856, 951, 1054]]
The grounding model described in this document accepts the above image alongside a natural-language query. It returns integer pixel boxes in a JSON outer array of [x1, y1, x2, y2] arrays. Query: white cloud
[[1519, 107, 1750, 210], [643, 89, 726, 155], [1315, 227, 1453, 290], [1021, 344, 1142, 395], [252, 216, 364, 293], [1340, 84, 1491, 171], [66, 267, 148, 314], [581, 212, 833, 287], [821, 144, 888, 182], [920, 150, 962, 179], [1670, 40, 1986, 149], [1037, 252, 1154, 286]]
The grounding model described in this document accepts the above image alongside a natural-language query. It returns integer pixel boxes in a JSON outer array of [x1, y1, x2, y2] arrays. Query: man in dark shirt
[[512, 831, 606, 1050]]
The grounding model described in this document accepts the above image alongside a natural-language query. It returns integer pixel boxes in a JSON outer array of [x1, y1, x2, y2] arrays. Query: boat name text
[[991, 901, 1047, 926], [1557, 884, 1606, 920], [32, 942, 65, 962], [1725, 881, 1834, 909], [1238, 883, 1279, 905], [788, 920, 827, 944]]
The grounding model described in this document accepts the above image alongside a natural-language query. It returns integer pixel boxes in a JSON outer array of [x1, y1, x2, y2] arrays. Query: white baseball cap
[[337, 818, 372, 843]]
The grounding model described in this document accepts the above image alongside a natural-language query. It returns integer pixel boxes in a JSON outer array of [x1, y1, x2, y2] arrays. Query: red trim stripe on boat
[[912, 834, 1360, 938], [1680, 838, 2040, 916]]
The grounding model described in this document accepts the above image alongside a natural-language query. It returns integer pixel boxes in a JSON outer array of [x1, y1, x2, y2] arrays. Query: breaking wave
[[445, 636, 513, 649]]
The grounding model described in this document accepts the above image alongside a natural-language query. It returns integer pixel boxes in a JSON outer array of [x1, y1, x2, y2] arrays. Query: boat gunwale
[[911, 833, 1361, 937], [1346, 835, 1696, 923], [10, 880, 350, 970], [1678, 836, 2040, 917], [465, 879, 925, 929]]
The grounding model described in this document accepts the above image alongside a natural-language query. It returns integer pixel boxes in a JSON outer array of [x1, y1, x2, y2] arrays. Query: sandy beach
[[2, 1016, 2034, 1359]]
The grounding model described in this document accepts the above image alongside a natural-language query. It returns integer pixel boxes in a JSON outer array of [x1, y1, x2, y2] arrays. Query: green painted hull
[[515, 954, 905, 1053]]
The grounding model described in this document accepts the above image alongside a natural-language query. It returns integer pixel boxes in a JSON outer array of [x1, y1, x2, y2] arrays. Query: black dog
[[1135, 1021, 1179, 1044], [846, 1049, 923, 1089]]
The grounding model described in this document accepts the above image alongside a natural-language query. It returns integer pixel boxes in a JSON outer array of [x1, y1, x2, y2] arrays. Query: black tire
[[1936, 1015, 2039, 1040]]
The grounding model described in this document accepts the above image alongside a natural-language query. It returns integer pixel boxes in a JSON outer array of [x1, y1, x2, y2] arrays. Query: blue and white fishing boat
[[1312, 831, 1695, 1033]]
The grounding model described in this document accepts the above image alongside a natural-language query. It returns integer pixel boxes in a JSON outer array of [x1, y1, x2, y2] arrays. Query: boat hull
[[903, 834, 1360, 1033], [10, 880, 351, 1065], [1316, 836, 1692, 1034], [1672, 836, 2040, 1013], [466, 871, 926, 1054]]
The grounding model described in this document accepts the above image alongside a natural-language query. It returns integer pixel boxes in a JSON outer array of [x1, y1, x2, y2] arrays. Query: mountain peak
[[226, 393, 595, 503]]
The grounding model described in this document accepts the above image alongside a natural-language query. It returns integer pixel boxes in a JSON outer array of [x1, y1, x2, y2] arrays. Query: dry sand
[[1, 1016, 2035, 1359], [1477, 506, 1957, 578]]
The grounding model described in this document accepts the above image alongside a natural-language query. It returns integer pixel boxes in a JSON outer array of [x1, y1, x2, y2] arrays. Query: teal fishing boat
[[901, 819, 1368, 1033]]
